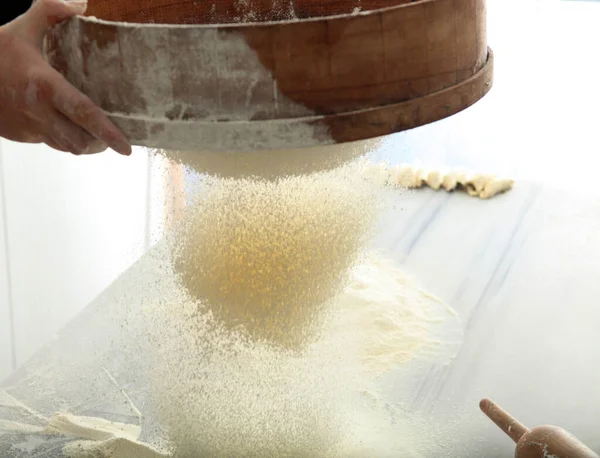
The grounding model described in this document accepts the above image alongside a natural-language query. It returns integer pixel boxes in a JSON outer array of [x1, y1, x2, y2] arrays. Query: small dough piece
[[455, 171, 470, 188], [391, 165, 420, 188], [465, 174, 493, 196], [442, 171, 459, 191], [362, 163, 514, 199], [416, 168, 429, 188], [426, 170, 443, 190], [479, 178, 514, 200]]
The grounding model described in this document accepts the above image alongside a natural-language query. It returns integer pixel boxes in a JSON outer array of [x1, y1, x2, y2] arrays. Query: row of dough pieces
[[362, 163, 514, 199]]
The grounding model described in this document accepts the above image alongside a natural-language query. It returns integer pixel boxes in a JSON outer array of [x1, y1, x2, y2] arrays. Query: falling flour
[[159, 147, 513, 198], [172, 163, 380, 350], [145, 252, 457, 458], [135, 145, 464, 457], [2, 142, 477, 457], [157, 140, 378, 180], [47, 253, 454, 458]]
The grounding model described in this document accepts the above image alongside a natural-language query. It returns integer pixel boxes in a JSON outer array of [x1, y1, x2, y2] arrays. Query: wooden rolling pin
[[480, 399, 599, 458]]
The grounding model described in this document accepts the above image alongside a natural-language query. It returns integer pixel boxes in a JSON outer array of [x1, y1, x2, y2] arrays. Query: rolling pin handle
[[480, 398, 529, 444]]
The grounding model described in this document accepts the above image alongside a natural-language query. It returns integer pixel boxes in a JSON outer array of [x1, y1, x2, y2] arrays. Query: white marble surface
[[0, 141, 154, 380], [373, 182, 600, 454], [0, 142, 15, 381]]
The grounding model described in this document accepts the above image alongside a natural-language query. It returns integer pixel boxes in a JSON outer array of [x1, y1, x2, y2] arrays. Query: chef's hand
[[0, 0, 131, 155]]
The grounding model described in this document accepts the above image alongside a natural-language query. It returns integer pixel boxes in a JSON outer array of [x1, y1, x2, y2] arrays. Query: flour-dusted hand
[[0, 0, 131, 155]]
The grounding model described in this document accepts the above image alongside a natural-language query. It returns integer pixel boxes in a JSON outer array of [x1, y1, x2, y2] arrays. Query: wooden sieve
[[46, 0, 493, 151]]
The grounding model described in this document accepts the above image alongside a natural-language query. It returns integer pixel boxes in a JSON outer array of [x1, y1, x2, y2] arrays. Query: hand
[[0, 0, 131, 156]]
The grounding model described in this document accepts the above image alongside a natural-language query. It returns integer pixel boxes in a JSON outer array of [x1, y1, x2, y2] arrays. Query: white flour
[[232, 0, 298, 22], [1, 135, 475, 457], [323, 255, 452, 376], [171, 163, 380, 350]]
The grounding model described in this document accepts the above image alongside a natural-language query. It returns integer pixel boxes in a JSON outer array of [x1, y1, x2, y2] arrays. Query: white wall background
[[0, 142, 170, 381], [1, 0, 599, 382], [375, 0, 600, 191], [0, 141, 15, 380]]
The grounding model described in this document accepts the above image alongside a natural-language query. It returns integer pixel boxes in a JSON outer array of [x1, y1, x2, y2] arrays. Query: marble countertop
[[375, 181, 600, 455]]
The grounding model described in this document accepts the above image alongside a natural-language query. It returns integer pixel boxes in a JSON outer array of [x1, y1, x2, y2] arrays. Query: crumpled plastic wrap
[[0, 243, 174, 458]]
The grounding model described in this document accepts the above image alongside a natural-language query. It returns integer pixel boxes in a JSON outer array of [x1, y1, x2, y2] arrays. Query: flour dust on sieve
[[154, 139, 379, 181]]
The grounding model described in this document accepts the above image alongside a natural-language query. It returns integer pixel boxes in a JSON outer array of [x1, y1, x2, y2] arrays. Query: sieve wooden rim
[[80, 0, 438, 29], [48, 0, 492, 151]]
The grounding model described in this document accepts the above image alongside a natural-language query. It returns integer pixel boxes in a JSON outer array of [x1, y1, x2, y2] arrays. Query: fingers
[[49, 70, 132, 156], [9, 0, 88, 47], [84, 138, 109, 154], [43, 131, 107, 155], [41, 135, 69, 152], [0, 1, 126, 158], [39, 0, 89, 26], [44, 109, 108, 155]]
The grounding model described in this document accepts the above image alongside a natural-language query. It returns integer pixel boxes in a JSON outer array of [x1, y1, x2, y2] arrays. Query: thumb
[[9, 0, 87, 47]]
